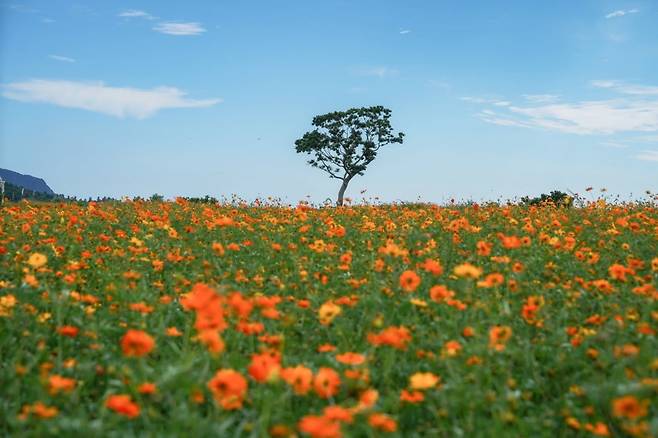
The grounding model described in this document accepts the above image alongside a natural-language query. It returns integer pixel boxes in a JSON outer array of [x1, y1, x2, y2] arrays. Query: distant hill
[[0, 168, 54, 195]]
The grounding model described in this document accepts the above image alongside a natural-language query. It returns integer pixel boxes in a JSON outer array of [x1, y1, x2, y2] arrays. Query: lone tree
[[295, 106, 404, 206]]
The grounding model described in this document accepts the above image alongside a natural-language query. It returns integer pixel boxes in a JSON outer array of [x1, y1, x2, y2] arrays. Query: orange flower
[[368, 413, 397, 433], [443, 340, 462, 356], [57, 325, 79, 337], [298, 415, 341, 438], [489, 326, 512, 351], [138, 382, 157, 394], [367, 326, 412, 350], [106, 394, 140, 418], [318, 344, 337, 353], [608, 264, 632, 281], [399, 270, 421, 292], [421, 259, 443, 276], [314, 367, 341, 398], [400, 389, 425, 403], [323, 405, 353, 423], [166, 326, 182, 337], [282, 365, 313, 395], [453, 263, 482, 279], [197, 329, 225, 354], [207, 369, 248, 410], [429, 285, 454, 302], [31, 402, 59, 419], [318, 301, 342, 326], [27, 253, 48, 269], [335, 352, 366, 366], [477, 273, 504, 288], [409, 372, 440, 390], [120, 329, 155, 357], [48, 375, 76, 394], [248, 351, 281, 383], [611, 395, 648, 419]]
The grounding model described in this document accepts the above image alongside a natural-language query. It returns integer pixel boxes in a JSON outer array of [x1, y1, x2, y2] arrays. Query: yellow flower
[[453, 263, 482, 279], [409, 298, 428, 307], [409, 372, 440, 390], [318, 301, 341, 326], [27, 253, 48, 269]]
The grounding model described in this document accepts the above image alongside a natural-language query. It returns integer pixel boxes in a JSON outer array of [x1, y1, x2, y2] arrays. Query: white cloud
[[2, 79, 221, 119], [119, 9, 156, 20], [41, 17, 55, 23], [399, 29, 411, 35], [601, 141, 630, 148], [635, 150, 658, 162], [592, 80, 658, 96], [506, 100, 658, 134], [153, 22, 206, 36], [466, 81, 658, 135], [49, 55, 75, 63], [355, 66, 399, 78], [522, 94, 559, 103], [605, 9, 638, 19]]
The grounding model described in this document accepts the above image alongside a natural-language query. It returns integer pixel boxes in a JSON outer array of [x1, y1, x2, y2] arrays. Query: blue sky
[[1, 0, 657, 203]]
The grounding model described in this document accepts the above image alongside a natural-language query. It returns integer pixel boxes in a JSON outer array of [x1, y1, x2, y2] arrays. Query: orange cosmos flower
[[318, 344, 337, 353], [57, 325, 79, 337], [453, 263, 482, 279], [323, 405, 353, 424], [207, 369, 248, 410], [318, 301, 342, 326], [298, 415, 342, 438], [367, 326, 412, 350], [314, 367, 341, 398], [421, 259, 443, 276], [477, 273, 504, 288], [368, 413, 397, 433], [611, 395, 648, 419], [489, 326, 512, 351], [335, 352, 366, 366], [166, 326, 182, 337], [399, 270, 421, 292], [106, 394, 140, 418], [30, 402, 59, 419], [443, 340, 462, 356], [608, 264, 632, 281], [282, 365, 313, 395], [48, 375, 76, 394], [409, 372, 440, 390], [138, 382, 157, 394], [120, 329, 155, 357], [248, 351, 281, 383], [27, 253, 48, 269], [429, 285, 454, 302], [400, 390, 425, 403]]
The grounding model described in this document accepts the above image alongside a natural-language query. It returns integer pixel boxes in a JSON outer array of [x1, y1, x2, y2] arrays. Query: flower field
[[1, 199, 656, 437]]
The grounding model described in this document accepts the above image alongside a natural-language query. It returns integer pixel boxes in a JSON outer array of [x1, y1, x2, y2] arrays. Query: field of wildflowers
[[0, 199, 656, 437]]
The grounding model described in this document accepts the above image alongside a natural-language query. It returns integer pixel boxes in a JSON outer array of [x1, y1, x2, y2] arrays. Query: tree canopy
[[295, 106, 404, 205]]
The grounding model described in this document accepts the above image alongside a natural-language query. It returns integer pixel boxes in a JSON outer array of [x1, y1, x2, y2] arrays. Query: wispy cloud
[[354, 66, 399, 78], [522, 94, 560, 103], [463, 82, 658, 135], [635, 150, 658, 162], [41, 17, 55, 23], [2, 79, 221, 119], [153, 22, 206, 36], [118, 9, 157, 20], [591, 80, 658, 96], [460, 96, 509, 106], [605, 9, 639, 19], [49, 55, 75, 63], [399, 29, 411, 35]]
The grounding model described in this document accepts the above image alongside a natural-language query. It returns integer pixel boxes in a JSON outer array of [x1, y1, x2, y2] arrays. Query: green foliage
[[295, 106, 404, 205], [521, 191, 573, 207]]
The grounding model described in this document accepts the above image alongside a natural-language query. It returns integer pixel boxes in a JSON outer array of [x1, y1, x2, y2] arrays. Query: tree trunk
[[336, 177, 351, 207]]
